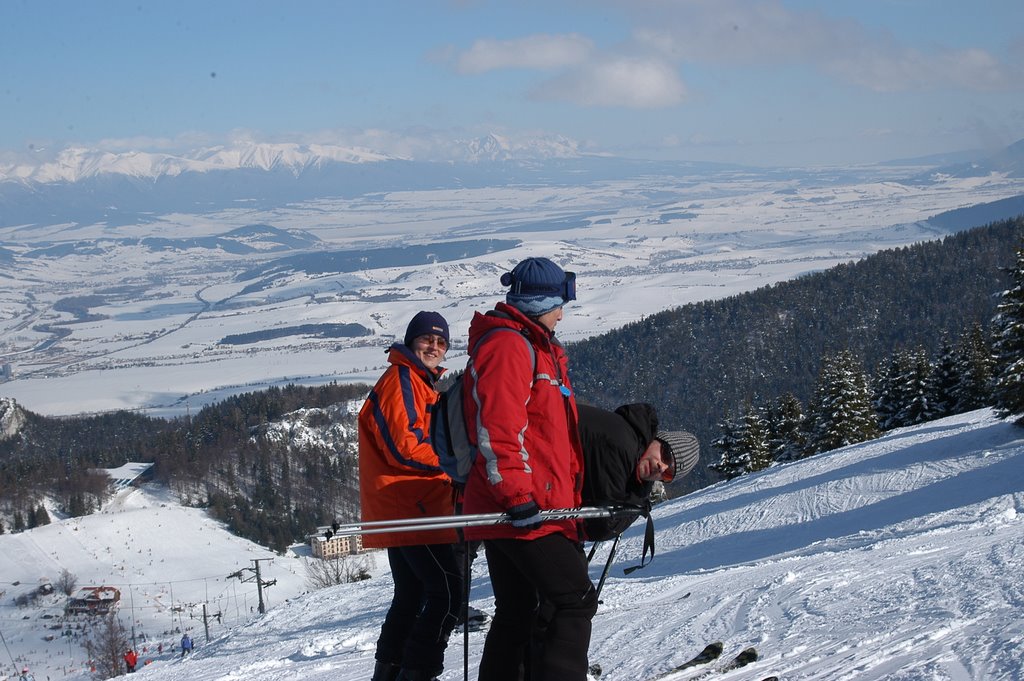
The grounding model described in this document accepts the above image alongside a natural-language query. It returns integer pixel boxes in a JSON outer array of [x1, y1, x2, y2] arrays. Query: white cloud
[[628, 0, 852, 63], [444, 0, 1020, 121], [531, 56, 686, 109], [623, 0, 1023, 93], [455, 33, 594, 74], [827, 44, 1022, 93], [449, 31, 686, 109], [860, 127, 895, 139]]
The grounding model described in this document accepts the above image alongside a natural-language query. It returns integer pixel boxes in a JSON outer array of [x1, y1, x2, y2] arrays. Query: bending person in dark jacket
[[578, 402, 700, 540]]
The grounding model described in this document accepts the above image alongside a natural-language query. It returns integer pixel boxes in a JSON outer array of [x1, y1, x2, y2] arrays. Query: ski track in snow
[[583, 412, 1024, 681]]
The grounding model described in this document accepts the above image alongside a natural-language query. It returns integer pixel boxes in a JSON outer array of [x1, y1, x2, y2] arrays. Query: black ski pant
[[376, 543, 463, 677], [478, 533, 598, 681]]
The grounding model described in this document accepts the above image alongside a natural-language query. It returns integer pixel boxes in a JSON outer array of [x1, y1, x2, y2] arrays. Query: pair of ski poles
[[324, 504, 634, 536]]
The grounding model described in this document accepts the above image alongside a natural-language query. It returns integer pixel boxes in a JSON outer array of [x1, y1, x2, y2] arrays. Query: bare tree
[[304, 554, 373, 590], [82, 611, 129, 679], [57, 568, 78, 597]]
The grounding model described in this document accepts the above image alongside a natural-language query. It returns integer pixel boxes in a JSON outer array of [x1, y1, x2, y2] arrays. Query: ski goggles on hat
[[511, 271, 577, 302]]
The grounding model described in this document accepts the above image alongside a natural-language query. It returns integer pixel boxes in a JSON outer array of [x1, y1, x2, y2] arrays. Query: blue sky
[[2, 0, 1023, 167]]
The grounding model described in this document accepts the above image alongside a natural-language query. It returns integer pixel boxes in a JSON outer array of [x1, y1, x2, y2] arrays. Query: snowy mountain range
[[3, 136, 1021, 188], [0, 134, 589, 186], [1, 135, 1020, 233], [0, 142, 395, 185], [1, 408, 1021, 681]]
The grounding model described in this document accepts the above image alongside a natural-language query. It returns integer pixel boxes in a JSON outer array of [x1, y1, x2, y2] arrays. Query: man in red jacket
[[359, 311, 462, 681], [462, 257, 595, 681]]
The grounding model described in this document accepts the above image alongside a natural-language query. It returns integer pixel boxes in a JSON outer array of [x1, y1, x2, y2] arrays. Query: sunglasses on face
[[414, 335, 448, 350]]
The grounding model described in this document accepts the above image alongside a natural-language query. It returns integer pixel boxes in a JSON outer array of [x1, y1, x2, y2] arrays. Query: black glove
[[508, 497, 542, 530]]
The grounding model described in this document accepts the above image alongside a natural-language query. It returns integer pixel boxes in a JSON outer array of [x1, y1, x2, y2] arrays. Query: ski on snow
[[647, 642, 723, 679], [716, 647, 758, 673], [650, 644, 758, 680]]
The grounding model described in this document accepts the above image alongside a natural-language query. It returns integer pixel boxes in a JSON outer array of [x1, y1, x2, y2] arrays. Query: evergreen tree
[[808, 350, 880, 454], [737, 404, 773, 473], [954, 324, 995, 411], [710, 412, 747, 480], [991, 244, 1024, 420], [66, 493, 88, 517], [896, 347, 937, 427], [872, 350, 910, 430], [711, 404, 773, 477], [930, 334, 961, 418], [767, 393, 808, 462], [27, 504, 51, 528]]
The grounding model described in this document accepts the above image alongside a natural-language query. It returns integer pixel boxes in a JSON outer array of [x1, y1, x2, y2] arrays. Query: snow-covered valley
[[2, 159, 1022, 418]]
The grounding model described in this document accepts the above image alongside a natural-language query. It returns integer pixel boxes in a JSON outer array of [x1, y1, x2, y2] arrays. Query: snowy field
[[2, 408, 1021, 681], [2, 168, 1022, 417]]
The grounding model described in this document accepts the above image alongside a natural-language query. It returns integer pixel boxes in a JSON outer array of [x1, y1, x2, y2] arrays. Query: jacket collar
[[387, 343, 445, 385], [490, 302, 560, 347]]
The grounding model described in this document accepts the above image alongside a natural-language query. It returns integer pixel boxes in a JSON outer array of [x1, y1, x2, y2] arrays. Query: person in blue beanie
[[461, 256, 596, 681]]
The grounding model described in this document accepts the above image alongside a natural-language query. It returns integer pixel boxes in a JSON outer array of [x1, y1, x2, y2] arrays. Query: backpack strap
[[593, 534, 620, 603], [474, 326, 537, 382], [622, 501, 656, 575]]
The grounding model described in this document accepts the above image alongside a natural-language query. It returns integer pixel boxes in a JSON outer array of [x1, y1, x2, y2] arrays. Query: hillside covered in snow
[[1, 408, 1021, 681]]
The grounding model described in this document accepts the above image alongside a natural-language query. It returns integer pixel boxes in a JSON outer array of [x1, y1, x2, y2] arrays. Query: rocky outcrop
[[0, 397, 26, 440]]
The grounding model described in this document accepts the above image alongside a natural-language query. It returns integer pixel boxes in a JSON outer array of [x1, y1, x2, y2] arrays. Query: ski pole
[[344, 506, 614, 535], [329, 509, 576, 531], [320, 505, 634, 536], [326, 506, 614, 532]]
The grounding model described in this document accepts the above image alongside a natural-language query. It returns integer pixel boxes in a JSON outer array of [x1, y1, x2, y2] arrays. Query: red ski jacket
[[461, 303, 585, 542]]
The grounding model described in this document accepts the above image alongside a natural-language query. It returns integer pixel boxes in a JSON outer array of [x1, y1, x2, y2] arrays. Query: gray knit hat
[[655, 430, 700, 481]]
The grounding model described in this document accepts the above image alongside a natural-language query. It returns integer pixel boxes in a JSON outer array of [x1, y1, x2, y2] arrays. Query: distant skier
[[180, 633, 193, 657], [124, 648, 139, 672]]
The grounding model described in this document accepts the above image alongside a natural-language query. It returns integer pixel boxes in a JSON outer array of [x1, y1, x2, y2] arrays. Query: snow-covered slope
[[2, 409, 1021, 680], [0, 483, 317, 681]]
